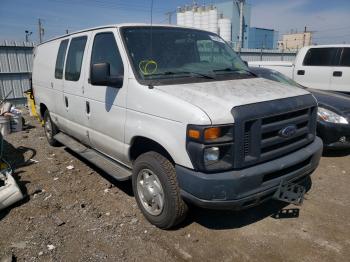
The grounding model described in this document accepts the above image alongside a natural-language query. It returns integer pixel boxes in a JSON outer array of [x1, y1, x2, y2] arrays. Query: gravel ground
[[0, 111, 350, 262]]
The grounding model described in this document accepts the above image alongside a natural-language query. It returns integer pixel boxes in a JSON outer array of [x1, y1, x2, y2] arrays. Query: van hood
[[155, 77, 309, 124]]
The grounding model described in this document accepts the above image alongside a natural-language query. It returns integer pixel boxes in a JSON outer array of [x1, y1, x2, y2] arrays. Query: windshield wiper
[[148, 71, 216, 80], [213, 68, 257, 77]]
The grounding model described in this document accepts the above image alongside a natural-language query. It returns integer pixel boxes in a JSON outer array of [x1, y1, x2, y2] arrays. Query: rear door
[[294, 47, 337, 91], [62, 33, 91, 145], [84, 29, 128, 163], [330, 47, 350, 93]]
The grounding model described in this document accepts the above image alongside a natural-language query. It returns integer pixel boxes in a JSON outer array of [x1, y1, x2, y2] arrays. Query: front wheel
[[43, 110, 59, 146], [132, 151, 188, 229]]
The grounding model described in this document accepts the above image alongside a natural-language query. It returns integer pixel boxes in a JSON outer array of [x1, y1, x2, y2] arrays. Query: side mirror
[[243, 60, 248, 67], [90, 62, 123, 88]]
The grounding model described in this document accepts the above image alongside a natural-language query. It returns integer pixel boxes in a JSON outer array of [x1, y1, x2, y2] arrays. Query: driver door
[[84, 29, 128, 164]]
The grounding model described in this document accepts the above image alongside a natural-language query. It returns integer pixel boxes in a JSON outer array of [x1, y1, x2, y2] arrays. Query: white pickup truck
[[249, 45, 350, 94]]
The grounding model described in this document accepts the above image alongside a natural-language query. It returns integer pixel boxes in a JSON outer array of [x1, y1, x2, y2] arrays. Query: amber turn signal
[[204, 127, 221, 140], [188, 129, 201, 139]]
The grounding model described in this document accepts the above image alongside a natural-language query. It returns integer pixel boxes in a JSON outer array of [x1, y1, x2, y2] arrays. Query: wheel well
[[129, 137, 174, 164], [39, 103, 48, 118]]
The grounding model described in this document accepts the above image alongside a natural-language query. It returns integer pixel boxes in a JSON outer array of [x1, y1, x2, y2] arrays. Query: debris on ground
[[66, 165, 74, 170], [0, 132, 24, 211]]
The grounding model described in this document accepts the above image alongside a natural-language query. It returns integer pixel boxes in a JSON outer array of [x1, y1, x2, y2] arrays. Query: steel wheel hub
[[136, 169, 164, 216]]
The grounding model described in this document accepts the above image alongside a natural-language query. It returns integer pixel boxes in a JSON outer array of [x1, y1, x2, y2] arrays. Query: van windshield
[[121, 26, 252, 84]]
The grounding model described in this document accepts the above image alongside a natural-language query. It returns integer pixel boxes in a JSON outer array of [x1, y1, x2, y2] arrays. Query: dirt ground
[[0, 110, 349, 262]]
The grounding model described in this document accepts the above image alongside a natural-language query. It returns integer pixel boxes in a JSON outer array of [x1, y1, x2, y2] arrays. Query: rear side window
[[65, 36, 87, 81], [303, 48, 337, 66], [340, 48, 350, 66], [90, 32, 124, 78], [55, 39, 69, 79]]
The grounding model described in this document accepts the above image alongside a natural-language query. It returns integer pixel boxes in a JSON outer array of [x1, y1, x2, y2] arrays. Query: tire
[[132, 151, 188, 229], [43, 110, 59, 146]]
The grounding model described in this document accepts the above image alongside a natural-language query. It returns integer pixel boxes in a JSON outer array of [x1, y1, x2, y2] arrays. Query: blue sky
[[1, 0, 350, 44]]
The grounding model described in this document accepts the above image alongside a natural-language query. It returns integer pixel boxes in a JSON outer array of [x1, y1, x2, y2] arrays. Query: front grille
[[232, 95, 317, 169], [262, 156, 312, 182]]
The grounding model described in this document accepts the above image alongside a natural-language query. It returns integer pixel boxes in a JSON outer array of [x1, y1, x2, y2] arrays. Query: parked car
[[250, 67, 350, 149], [32, 24, 323, 229], [249, 45, 350, 94]]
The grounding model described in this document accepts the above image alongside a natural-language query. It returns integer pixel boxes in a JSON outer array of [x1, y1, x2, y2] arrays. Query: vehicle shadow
[[65, 148, 134, 196], [322, 148, 350, 157], [179, 176, 312, 230], [183, 200, 290, 230]]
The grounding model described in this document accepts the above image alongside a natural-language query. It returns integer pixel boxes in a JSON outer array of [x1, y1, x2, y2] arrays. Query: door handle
[[86, 101, 90, 114], [64, 96, 69, 108], [297, 70, 305, 75], [333, 71, 342, 77]]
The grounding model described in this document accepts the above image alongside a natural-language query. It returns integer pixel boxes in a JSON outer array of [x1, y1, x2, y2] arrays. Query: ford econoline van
[[33, 24, 322, 228]]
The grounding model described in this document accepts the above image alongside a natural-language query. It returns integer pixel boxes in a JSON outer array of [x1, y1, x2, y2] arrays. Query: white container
[[184, 9, 194, 27], [219, 18, 232, 42], [201, 9, 209, 31], [176, 8, 185, 26], [10, 114, 23, 132], [209, 7, 218, 34], [0, 116, 11, 136], [193, 11, 201, 29]]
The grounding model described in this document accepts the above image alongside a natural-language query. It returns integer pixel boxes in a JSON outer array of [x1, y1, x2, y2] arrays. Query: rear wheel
[[43, 110, 59, 146], [132, 151, 188, 229]]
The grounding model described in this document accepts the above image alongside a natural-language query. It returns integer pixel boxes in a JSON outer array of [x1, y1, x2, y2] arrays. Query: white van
[[249, 45, 350, 93], [33, 24, 323, 228]]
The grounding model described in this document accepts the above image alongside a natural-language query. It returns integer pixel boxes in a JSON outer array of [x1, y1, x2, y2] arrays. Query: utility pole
[[303, 26, 307, 47], [38, 18, 44, 43], [238, 0, 245, 52], [25, 30, 32, 42]]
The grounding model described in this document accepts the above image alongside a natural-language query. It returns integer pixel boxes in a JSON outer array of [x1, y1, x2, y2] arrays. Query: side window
[[91, 32, 124, 80], [65, 36, 87, 81], [340, 48, 350, 66], [303, 48, 337, 66], [55, 39, 69, 79]]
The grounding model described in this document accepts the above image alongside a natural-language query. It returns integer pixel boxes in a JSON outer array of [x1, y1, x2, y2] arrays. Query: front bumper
[[176, 137, 323, 210], [317, 120, 350, 148]]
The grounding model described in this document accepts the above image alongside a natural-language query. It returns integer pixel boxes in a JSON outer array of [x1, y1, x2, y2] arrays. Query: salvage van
[[32, 24, 323, 229]]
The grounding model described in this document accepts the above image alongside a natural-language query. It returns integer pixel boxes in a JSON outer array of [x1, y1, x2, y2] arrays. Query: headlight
[[204, 147, 220, 162], [186, 124, 234, 172], [317, 107, 348, 124]]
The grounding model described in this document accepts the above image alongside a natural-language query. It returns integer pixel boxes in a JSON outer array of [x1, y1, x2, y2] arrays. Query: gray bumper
[[176, 137, 323, 210]]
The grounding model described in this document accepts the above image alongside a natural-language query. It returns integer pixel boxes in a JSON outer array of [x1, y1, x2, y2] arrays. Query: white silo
[[200, 6, 209, 31], [193, 8, 201, 29], [208, 6, 218, 34], [218, 18, 232, 42], [176, 7, 185, 26], [184, 7, 194, 27]]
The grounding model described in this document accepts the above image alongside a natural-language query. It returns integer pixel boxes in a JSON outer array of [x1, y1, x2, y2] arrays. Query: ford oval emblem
[[279, 125, 297, 138]]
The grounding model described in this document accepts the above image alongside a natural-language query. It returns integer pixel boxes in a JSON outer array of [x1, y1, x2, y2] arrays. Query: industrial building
[[248, 27, 279, 49], [176, 0, 278, 50], [278, 30, 313, 50]]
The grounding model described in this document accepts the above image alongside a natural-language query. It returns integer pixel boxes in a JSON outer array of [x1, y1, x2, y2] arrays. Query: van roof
[[38, 23, 203, 46]]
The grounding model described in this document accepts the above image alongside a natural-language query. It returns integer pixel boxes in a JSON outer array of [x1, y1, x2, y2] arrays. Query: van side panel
[[33, 40, 62, 121]]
